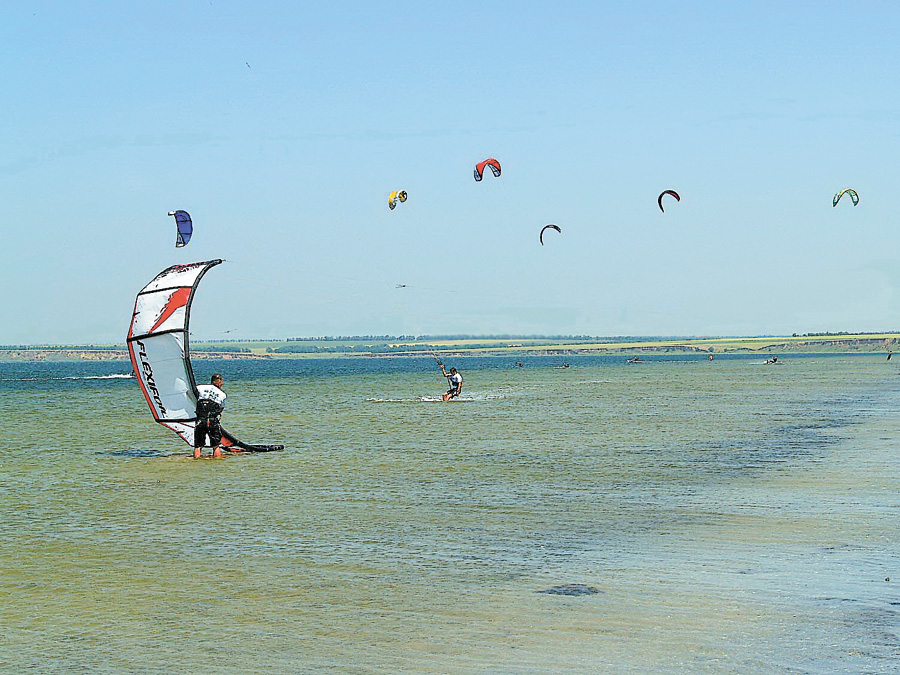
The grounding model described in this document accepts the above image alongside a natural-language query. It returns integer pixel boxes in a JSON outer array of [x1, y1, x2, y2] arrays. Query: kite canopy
[[833, 188, 859, 207], [540, 223, 561, 246], [126, 260, 283, 452], [657, 190, 680, 213], [474, 158, 501, 182], [168, 210, 193, 247], [388, 190, 408, 210]]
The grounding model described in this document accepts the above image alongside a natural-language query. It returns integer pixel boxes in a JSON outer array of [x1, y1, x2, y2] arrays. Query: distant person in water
[[889, 350, 893, 361], [194, 373, 226, 459], [440, 364, 463, 401]]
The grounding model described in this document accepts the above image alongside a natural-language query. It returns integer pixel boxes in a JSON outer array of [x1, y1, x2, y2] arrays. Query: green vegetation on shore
[[2, 332, 899, 362]]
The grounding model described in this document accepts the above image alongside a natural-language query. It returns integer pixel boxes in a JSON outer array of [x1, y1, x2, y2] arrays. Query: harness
[[447, 373, 462, 393], [196, 397, 223, 422]]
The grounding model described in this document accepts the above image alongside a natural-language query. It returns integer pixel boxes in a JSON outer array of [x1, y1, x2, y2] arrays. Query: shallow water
[[1, 354, 899, 672]]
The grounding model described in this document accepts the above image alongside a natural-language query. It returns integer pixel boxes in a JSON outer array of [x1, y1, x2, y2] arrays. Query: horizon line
[[3, 331, 900, 350]]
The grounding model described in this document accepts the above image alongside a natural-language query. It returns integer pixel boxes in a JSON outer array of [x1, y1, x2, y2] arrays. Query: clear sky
[[4, 1, 900, 344]]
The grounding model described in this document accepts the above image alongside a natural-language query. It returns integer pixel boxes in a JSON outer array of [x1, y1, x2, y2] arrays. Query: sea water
[[1, 354, 898, 672]]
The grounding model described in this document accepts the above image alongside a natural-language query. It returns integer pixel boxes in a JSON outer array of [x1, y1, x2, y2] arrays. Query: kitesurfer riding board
[[439, 363, 463, 402]]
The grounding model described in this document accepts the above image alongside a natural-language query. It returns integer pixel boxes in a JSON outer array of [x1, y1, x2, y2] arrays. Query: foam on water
[[365, 393, 488, 403], [1, 373, 133, 382]]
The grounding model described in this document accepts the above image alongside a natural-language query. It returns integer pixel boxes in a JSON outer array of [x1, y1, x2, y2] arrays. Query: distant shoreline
[[2, 333, 898, 362]]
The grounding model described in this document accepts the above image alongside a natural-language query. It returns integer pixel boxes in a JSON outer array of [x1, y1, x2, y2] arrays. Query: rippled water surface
[[2, 354, 899, 672]]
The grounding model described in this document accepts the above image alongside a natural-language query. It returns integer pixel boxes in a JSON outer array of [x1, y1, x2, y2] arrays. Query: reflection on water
[[1, 354, 899, 671], [104, 448, 180, 458]]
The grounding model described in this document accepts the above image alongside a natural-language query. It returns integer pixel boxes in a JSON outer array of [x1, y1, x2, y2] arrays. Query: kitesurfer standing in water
[[440, 364, 463, 401], [194, 373, 226, 459]]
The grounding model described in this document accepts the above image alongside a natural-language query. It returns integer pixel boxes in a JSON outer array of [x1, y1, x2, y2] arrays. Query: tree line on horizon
[[3, 330, 899, 351]]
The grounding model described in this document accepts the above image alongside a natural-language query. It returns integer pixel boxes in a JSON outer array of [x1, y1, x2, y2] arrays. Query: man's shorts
[[194, 417, 223, 447]]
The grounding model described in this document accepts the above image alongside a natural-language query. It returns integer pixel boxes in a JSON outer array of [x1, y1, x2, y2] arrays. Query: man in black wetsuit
[[440, 365, 463, 402], [194, 373, 226, 459]]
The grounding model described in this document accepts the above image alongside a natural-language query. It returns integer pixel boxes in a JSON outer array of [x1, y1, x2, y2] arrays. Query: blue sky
[[4, 1, 900, 344]]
